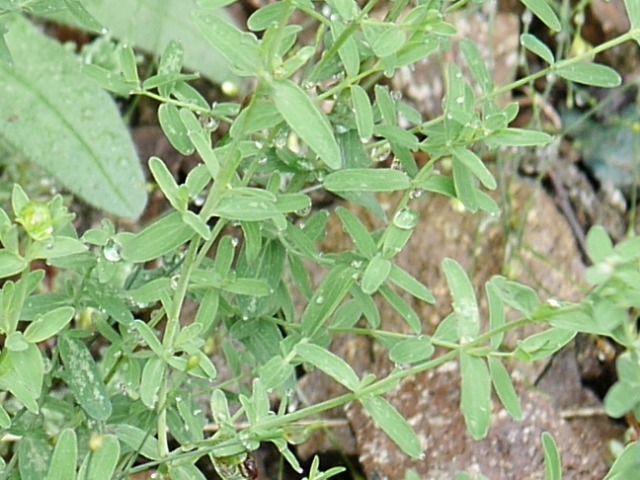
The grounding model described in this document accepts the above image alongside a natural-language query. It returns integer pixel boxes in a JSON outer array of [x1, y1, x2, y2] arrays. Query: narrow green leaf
[[364, 21, 407, 57], [132, 320, 163, 356], [389, 336, 434, 365], [0, 16, 147, 219], [301, 264, 355, 337], [520, 0, 561, 32], [451, 147, 496, 189], [271, 79, 341, 169], [0, 26, 12, 66], [336, 207, 377, 258], [47, 429, 77, 480], [333, 21, 360, 77], [247, 2, 287, 31], [259, 355, 295, 390], [460, 39, 493, 92], [296, 342, 359, 391], [62, 0, 104, 33], [379, 284, 421, 333], [118, 44, 140, 84], [19, 435, 51, 480], [387, 264, 435, 303], [58, 335, 112, 421], [0, 250, 27, 278], [140, 357, 166, 409], [515, 327, 576, 361], [460, 352, 491, 440], [361, 255, 392, 294], [486, 280, 505, 349], [486, 128, 552, 147], [82, 434, 120, 480], [541, 432, 562, 480], [443, 259, 480, 341], [28, 236, 88, 260], [0, 405, 10, 428], [452, 161, 479, 212], [23, 306, 75, 343], [149, 156, 181, 208], [118, 211, 194, 263], [520, 33, 555, 64], [351, 85, 373, 140], [556, 62, 621, 88], [375, 84, 396, 125], [492, 277, 539, 317], [488, 357, 522, 420], [360, 395, 423, 459], [324, 168, 411, 192]]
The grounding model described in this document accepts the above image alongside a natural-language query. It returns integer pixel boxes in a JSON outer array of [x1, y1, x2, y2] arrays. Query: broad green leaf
[[360, 395, 422, 459], [296, 342, 359, 391], [114, 424, 161, 461], [585, 225, 614, 263], [259, 355, 295, 390], [520, 0, 561, 32], [352, 285, 381, 328], [541, 432, 562, 480], [80, 434, 120, 480], [451, 147, 496, 189], [158, 104, 194, 155], [492, 277, 539, 317], [194, 11, 259, 77], [460, 352, 491, 440], [0, 249, 27, 278], [58, 335, 112, 421], [488, 357, 522, 421], [556, 62, 621, 88], [515, 327, 576, 361], [326, 0, 358, 21], [247, 2, 287, 31], [336, 207, 377, 258], [118, 211, 194, 263], [19, 435, 51, 480], [387, 264, 435, 303], [212, 194, 280, 221], [389, 336, 434, 365], [23, 306, 75, 343], [520, 33, 555, 64], [351, 85, 373, 140], [363, 21, 407, 58], [361, 254, 392, 294], [604, 441, 640, 480], [47, 429, 77, 480], [0, 15, 147, 219], [0, 345, 44, 413], [27, 236, 88, 260], [443, 259, 480, 341], [604, 381, 640, 418], [625, 0, 640, 31], [271, 79, 341, 169], [324, 168, 411, 192]]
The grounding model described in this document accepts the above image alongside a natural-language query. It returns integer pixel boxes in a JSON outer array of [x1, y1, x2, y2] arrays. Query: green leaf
[[158, 104, 194, 155], [259, 355, 295, 391], [604, 381, 640, 418], [387, 264, 435, 303], [0, 16, 147, 219], [0, 249, 27, 278], [486, 280, 505, 349], [80, 434, 120, 480], [23, 306, 75, 343], [556, 62, 621, 88], [333, 21, 360, 77], [604, 441, 640, 480], [488, 357, 522, 421], [28, 236, 88, 260], [515, 327, 576, 361], [194, 10, 259, 77], [520, 0, 561, 32], [541, 432, 562, 480], [63, 0, 103, 32], [492, 277, 539, 317], [363, 21, 407, 57], [336, 207, 377, 258], [140, 357, 166, 409], [486, 128, 552, 147], [0, 25, 12, 66], [118, 211, 194, 263], [520, 33, 555, 64], [625, 0, 640, 31], [19, 435, 51, 480], [460, 39, 493, 92], [296, 342, 359, 391], [586, 225, 614, 263], [351, 85, 373, 140], [361, 254, 392, 294], [360, 395, 423, 459], [271, 79, 341, 169], [47, 429, 77, 480], [452, 161, 479, 212], [324, 168, 411, 192], [460, 352, 491, 440], [211, 192, 280, 222], [379, 284, 421, 333], [132, 320, 164, 356], [114, 424, 160, 461], [451, 147, 496, 189], [58, 335, 112, 421], [443, 259, 480, 341], [0, 345, 44, 413], [388, 336, 434, 365]]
